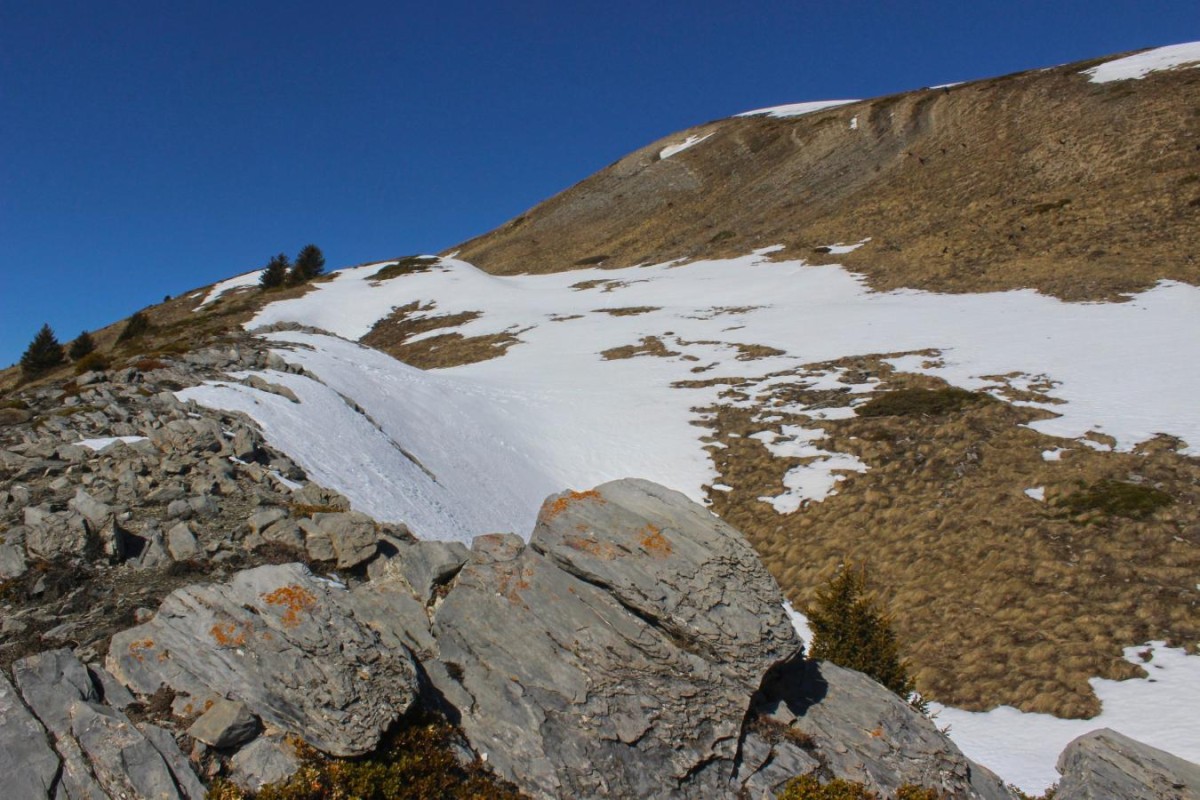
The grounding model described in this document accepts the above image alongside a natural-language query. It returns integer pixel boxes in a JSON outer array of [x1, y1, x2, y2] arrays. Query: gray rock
[[107, 563, 419, 756], [0, 526, 28, 579], [425, 479, 801, 799], [25, 513, 91, 560], [371, 539, 469, 604], [137, 528, 172, 568], [187, 698, 259, 748], [248, 507, 287, 535], [0, 672, 60, 800], [753, 659, 1014, 800], [312, 511, 380, 569], [88, 665, 137, 710], [299, 517, 335, 562], [260, 519, 306, 550], [70, 700, 185, 800], [68, 489, 111, 529], [166, 521, 200, 561], [12, 648, 100, 737], [229, 735, 302, 792], [1056, 728, 1200, 800], [140, 723, 208, 800]]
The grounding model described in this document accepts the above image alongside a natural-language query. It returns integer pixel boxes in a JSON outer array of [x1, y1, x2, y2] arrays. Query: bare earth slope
[[451, 50, 1200, 301]]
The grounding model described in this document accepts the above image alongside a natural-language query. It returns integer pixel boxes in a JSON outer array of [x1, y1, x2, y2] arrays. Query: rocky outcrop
[[1056, 728, 1200, 800], [107, 563, 420, 757], [6, 461, 1197, 798], [1, 647, 205, 800]]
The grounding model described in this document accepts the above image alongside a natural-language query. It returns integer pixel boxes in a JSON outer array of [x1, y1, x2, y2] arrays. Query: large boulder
[[424, 479, 801, 799], [1056, 728, 1200, 800], [106, 563, 420, 756]]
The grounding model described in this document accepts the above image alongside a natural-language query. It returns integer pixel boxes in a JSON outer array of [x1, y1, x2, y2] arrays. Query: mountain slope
[[451, 45, 1200, 302], [4, 41, 1200, 796]]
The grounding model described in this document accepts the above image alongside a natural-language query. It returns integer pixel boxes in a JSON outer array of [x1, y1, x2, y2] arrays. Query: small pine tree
[[116, 311, 151, 342], [289, 244, 325, 284], [68, 330, 96, 360], [260, 253, 290, 289], [806, 562, 918, 705], [20, 324, 66, 377]]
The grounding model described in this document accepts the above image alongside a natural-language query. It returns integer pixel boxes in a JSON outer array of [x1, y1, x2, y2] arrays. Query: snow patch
[[1024, 486, 1045, 502], [736, 99, 857, 119], [1083, 41, 1200, 83], [932, 641, 1200, 795], [1042, 448, 1066, 461], [76, 436, 147, 451], [659, 133, 713, 160], [197, 270, 265, 309], [821, 238, 870, 255]]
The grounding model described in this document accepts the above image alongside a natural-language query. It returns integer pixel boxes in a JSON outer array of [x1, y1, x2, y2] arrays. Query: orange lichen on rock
[[564, 535, 620, 559], [210, 622, 249, 647], [128, 638, 155, 663], [262, 584, 318, 627], [638, 524, 672, 557], [543, 489, 605, 520]]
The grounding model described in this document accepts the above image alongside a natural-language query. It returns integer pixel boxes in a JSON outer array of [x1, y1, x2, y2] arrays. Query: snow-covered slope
[[184, 251, 1200, 540]]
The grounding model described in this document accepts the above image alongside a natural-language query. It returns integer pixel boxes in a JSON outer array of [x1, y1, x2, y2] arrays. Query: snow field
[[1083, 40, 1200, 83]]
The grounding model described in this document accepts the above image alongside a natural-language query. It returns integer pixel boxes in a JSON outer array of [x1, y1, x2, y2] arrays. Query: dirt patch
[[360, 302, 520, 369], [697, 359, 1200, 718], [601, 336, 681, 361], [593, 306, 661, 317]]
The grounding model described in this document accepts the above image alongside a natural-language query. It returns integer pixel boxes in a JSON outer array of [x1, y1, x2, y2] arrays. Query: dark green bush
[[260, 253, 291, 289], [19, 324, 65, 377], [68, 330, 96, 360], [116, 311, 152, 342], [289, 244, 325, 284], [1061, 479, 1173, 520], [856, 387, 985, 418], [806, 563, 918, 705]]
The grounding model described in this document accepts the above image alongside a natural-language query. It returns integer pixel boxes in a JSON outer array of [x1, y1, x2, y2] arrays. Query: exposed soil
[[360, 301, 520, 369]]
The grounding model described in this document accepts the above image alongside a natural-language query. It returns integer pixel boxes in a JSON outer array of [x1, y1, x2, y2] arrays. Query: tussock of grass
[[856, 387, 985, 417], [1060, 479, 1173, 520]]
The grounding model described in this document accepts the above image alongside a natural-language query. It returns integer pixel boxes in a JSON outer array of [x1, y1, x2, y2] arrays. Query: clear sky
[[3, 1, 1198, 367]]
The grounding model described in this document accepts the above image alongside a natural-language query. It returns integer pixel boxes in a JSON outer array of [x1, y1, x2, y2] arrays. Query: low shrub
[[117, 311, 152, 343], [205, 711, 524, 800], [776, 775, 946, 800], [856, 387, 985, 418], [1060, 479, 1173, 520]]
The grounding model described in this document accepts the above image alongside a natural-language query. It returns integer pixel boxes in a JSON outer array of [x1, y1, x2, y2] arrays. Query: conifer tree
[[20, 324, 65, 376], [259, 253, 290, 289], [68, 330, 96, 360], [806, 562, 918, 706], [116, 311, 151, 342], [290, 244, 325, 284]]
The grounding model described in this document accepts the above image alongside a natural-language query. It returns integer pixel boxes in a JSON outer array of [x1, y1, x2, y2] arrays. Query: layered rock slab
[[106, 562, 419, 756], [425, 479, 800, 799], [1056, 728, 1200, 800]]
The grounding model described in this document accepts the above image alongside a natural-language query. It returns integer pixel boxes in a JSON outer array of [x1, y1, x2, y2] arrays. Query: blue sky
[[3, 1, 1198, 367]]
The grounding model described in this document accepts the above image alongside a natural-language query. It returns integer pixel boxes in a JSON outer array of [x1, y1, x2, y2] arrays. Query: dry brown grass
[[450, 58, 1200, 303], [700, 360, 1199, 718], [360, 301, 520, 369], [601, 336, 680, 361]]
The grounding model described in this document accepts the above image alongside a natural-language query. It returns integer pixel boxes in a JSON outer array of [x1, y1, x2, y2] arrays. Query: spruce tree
[[68, 330, 96, 360], [259, 253, 290, 289], [20, 324, 65, 377], [290, 244, 325, 284], [806, 563, 918, 705]]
